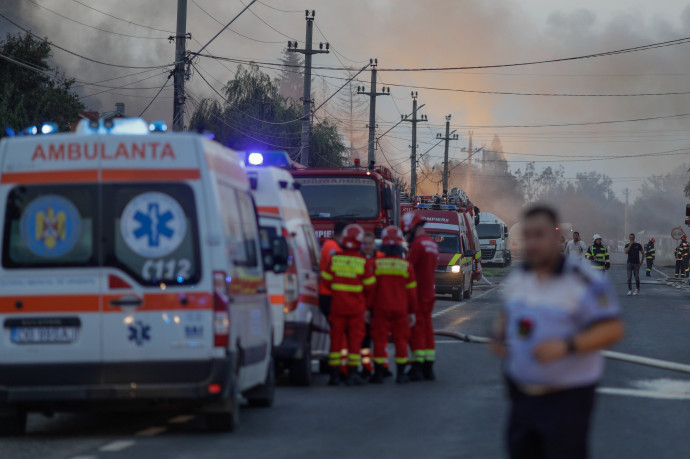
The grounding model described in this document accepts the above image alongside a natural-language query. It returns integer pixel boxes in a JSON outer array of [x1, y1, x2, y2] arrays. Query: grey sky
[[4, 0, 690, 198]]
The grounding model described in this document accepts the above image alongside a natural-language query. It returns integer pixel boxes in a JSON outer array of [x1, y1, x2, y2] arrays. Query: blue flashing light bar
[[417, 203, 458, 211], [243, 150, 291, 168], [40, 123, 58, 135], [148, 121, 168, 133]]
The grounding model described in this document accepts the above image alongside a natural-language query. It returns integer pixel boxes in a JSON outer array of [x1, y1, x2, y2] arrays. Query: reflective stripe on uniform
[[331, 283, 364, 292], [362, 276, 377, 286], [330, 255, 366, 278], [347, 354, 361, 366], [413, 350, 425, 363], [425, 349, 436, 362], [374, 268, 408, 276], [405, 281, 417, 289], [373, 357, 387, 365], [328, 351, 341, 367], [321, 271, 333, 281], [394, 357, 408, 364]]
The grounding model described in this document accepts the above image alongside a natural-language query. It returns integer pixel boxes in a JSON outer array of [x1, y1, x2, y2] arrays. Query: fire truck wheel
[[463, 281, 473, 300]]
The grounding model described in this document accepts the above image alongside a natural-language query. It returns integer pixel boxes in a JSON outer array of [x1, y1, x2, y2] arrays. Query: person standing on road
[[360, 232, 385, 379], [675, 235, 690, 278], [624, 234, 644, 296], [585, 234, 610, 272], [322, 224, 376, 386], [491, 205, 624, 459], [368, 226, 418, 384], [318, 221, 348, 318], [565, 231, 587, 259], [402, 212, 440, 382], [644, 238, 656, 277]]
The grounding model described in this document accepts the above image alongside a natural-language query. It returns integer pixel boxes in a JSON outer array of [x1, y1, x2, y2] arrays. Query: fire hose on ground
[[433, 330, 690, 375]]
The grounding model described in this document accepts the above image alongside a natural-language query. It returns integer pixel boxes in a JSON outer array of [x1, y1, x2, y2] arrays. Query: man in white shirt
[[565, 231, 587, 259]]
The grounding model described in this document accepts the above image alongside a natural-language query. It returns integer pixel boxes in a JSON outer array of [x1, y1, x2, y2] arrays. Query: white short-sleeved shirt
[[501, 257, 620, 388], [565, 240, 587, 259]]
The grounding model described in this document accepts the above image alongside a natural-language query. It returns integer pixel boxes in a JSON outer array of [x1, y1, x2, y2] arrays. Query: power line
[[0, 11, 174, 69], [22, 0, 168, 39], [190, 0, 285, 44], [139, 73, 174, 117], [450, 113, 690, 129], [195, 0, 259, 56], [255, 1, 302, 13], [70, 0, 175, 34], [238, 0, 299, 41]]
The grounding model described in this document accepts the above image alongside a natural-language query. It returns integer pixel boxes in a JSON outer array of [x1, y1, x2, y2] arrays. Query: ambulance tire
[[0, 409, 26, 436], [463, 280, 473, 300], [289, 341, 312, 386], [246, 357, 276, 408], [204, 388, 241, 433]]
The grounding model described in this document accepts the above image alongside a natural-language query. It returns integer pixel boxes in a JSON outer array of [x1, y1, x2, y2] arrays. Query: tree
[[189, 64, 345, 166], [0, 32, 84, 136], [276, 48, 303, 102], [514, 162, 566, 203]]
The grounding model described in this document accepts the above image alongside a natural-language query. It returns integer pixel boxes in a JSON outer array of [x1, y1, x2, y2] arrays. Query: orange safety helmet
[[402, 211, 425, 233], [341, 224, 365, 250], [381, 225, 405, 246]]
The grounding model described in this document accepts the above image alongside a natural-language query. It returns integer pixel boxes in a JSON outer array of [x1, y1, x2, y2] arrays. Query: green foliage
[[0, 32, 84, 136], [189, 64, 346, 167]]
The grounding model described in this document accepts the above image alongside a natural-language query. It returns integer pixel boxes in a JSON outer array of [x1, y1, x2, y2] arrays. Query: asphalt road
[[2, 255, 689, 459]]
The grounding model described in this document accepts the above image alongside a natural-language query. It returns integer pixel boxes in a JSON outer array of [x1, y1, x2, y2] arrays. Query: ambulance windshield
[[295, 177, 379, 219], [477, 223, 502, 239], [428, 232, 460, 254]]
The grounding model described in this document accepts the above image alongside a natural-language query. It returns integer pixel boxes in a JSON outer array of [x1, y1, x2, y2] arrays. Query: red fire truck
[[291, 161, 401, 240]]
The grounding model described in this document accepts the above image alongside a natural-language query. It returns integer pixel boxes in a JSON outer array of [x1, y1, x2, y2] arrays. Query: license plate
[[11, 326, 78, 344]]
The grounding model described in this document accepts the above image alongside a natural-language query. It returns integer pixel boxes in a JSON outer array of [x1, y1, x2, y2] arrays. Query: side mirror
[[504, 227, 509, 238], [465, 249, 476, 258], [382, 187, 393, 210], [474, 215, 480, 226]]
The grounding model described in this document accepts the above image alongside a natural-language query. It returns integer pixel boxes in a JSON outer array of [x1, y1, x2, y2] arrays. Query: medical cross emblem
[[128, 321, 151, 346], [133, 203, 175, 247]]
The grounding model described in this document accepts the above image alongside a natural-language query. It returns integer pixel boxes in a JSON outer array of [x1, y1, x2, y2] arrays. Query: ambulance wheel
[[246, 358, 276, 408], [451, 289, 462, 302], [463, 281, 473, 300], [289, 342, 312, 386], [204, 390, 240, 433], [0, 409, 26, 436]]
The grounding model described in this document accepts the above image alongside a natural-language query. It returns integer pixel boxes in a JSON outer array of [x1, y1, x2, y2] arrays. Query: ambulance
[[415, 203, 475, 301], [0, 118, 284, 434], [245, 163, 329, 386]]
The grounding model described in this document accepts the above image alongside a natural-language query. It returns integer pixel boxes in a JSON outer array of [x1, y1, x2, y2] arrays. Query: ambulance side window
[[235, 191, 259, 268], [2, 185, 97, 268], [216, 183, 249, 267]]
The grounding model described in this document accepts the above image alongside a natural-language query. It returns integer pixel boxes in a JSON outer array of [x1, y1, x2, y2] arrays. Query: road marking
[[99, 440, 135, 452], [653, 267, 669, 278], [598, 387, 690, 400], [432, 286, 501, 319], [435, 340, 466, 344], [168, 414, 196, 424], [136, 426, 167, 436]]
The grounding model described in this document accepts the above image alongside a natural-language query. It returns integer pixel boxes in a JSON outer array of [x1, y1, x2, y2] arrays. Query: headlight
[[450, 265, 461, 274]]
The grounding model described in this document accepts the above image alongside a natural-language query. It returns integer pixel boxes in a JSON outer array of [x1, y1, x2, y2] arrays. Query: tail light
[[213, 271, 230, 348], [284, 272, 298, 312]]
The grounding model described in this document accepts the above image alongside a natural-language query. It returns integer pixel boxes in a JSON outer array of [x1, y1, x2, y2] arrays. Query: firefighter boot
[[345, 367, 368, 386], [396, 364, 410, 384], [328, 367, 341, 386], [423, 361, 436, 381], [370, 364, 385, 384], [407, 362, 425, 382]]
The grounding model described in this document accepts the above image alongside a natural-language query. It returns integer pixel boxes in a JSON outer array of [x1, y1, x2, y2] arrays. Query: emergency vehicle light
[[75, 117, 150, 135], [248, 152, 264, 165], [416, 203, 458, 211], [148, 121, 168, 133], [40, 123, 58, 135]]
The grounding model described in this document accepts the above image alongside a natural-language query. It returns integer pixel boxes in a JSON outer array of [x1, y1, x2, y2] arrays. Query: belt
[[516, 383, 569, 396]]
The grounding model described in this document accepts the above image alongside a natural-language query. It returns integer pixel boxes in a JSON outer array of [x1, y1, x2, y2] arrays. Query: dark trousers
[[507, 379, 596, 459], [646, 259, 653, 276], [676, 260, 684, 278], [626, 262, 640, 290]]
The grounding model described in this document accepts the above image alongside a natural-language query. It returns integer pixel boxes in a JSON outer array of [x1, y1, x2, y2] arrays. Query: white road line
[[168, 414, 196, 424], [432, 304, 461, 318], [597, 387, 690, 400], [474, 285, 500, 299], [136, 426, 167, 436], [653, 267, 669, 278], [99, 440, 135, 452], [435, 340, 467, 344]]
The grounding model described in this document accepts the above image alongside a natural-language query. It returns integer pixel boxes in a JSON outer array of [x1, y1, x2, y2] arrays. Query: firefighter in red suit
[[368, 226, 418, 384], [402, 211, 440, 381], [321, 224, 376, 386]]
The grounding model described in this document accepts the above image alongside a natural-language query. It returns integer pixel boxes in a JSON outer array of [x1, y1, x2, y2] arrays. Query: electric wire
[[70, 0, 175, 34], [191, 0, 286, 45], [138, 73, 173, 117]]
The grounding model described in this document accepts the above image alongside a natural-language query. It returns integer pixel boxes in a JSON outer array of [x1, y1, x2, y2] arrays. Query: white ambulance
[[245, 163, 329, 386], [0, 118, 285, 434]]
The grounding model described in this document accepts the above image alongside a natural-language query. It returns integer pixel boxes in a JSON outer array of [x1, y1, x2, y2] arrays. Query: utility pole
[[288, 10, 329, 166], [172, 0, 189, 131], [466, 131, 473, 195], [401, 92, 427, 196], [357, 59, 390, 167], [624, 188, 629, 237], [437, 114, 459, 195]]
